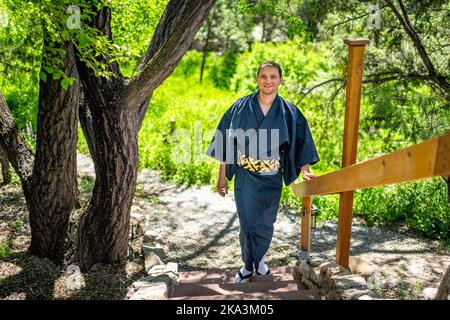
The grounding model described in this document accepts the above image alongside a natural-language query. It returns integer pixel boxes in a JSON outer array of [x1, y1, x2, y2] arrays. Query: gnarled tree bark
[[0, 93, 34, 198], [436, 263, 450, 300], [0, 143, 11, 185], [28, 39, 80, 263]]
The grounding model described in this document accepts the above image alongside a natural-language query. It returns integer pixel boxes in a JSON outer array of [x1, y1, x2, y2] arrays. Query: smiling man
[[206, 61, 320, 283]]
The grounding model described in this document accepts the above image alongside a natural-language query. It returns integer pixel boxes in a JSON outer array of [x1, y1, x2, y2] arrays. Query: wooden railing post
[[336, 38, 370, 268], [300, 196, 312, 260]]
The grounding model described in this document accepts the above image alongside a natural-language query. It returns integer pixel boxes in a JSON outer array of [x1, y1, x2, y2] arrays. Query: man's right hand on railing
[[302, 164, 318, 181]]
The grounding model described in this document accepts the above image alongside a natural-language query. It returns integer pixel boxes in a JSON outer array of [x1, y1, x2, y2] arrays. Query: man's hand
[[217, 176, 228, 197], [302, 171, 318, 181], [301, 164, 318, 181]]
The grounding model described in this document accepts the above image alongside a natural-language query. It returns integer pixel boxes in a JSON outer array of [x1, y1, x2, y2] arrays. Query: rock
[[301, 276, 319, 289], [358, 294, 374, 300], [128, 282, 168, 300], [349, 256, 376, 280], [144, 252, 163, 273], [308, 253, 329, 267], [142, 245, 166, 261], [299, 260, 312, 278], [298, 250, 309, 262], [337, 288, 371, 300], [320, 261, 352, 278], [143, 230, 159, 244], [132, 279, 163, 290], [147, 263, 178, 279], [135, 223, 145, 237], [319, 261, 340, 274], [125, 260, 144, 277], [421, 287, 437, 300], [166, 262, 178, 276], [148, 264, 167, 276], [332, 274, 368, 290]]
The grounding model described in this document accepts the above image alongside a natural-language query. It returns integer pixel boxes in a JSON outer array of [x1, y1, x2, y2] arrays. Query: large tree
[[0, 0, 216, 270]]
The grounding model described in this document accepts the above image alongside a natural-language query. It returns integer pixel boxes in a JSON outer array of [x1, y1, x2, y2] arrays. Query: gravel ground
[[0, 153, 449, 300]]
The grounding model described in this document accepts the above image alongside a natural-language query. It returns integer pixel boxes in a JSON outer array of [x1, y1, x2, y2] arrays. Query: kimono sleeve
[[205, 108, 233, 163], [282, 109, 319, 186]]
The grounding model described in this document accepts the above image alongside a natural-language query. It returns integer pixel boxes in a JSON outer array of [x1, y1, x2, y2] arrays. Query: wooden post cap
[[344, 39, 371, 46]]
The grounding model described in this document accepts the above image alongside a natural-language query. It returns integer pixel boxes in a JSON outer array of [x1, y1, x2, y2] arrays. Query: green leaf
[[78, 33, 90, 49], [56, 48, 66, 58], [52, 72, 61, 80], [61, 77, 71, 90], [44, 66, 53, 74], [39, 71, 47, 82]]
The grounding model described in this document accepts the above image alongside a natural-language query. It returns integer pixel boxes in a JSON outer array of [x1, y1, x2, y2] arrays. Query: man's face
[[256, 66, 283, 95]]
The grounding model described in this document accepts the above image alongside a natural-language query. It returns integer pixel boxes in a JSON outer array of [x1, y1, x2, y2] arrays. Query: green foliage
[[77, 127, 90, 155], [210, 51, 239, 89], [12, 219, 24, 233], [235, 0, 310, 42], [0, 240, 12, 260], [0, 1, 41, 134], [138, 55, 239, 186], [110, 0, 168, 77], [230, 40, 334, 96], [355, 178, 450, 240], [171, 50, 204, 78]]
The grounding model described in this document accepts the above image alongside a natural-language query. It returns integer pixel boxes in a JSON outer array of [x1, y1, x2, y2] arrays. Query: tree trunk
[[73, 6, 134, 269], [0, 93, 34, 198], [436, 263, 450, 300], [78, 106, 138, 269], [0, 143, 11, 185], [445, 177, 450, 204], [28, 41, 80, 263], [200, 18, 212, 83]]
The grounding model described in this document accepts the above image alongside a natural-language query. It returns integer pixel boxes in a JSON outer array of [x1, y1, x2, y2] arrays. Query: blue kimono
[[206, 90, 319, 272]]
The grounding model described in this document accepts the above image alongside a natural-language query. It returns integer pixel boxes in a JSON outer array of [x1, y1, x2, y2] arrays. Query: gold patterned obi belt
[[237, 152, 281, 174]]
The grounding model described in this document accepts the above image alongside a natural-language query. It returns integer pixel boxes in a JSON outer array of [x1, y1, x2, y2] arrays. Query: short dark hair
[[257, 61, 282, 78]]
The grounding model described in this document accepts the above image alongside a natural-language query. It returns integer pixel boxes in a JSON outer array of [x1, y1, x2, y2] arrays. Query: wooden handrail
[[291, 131, 450, 197]]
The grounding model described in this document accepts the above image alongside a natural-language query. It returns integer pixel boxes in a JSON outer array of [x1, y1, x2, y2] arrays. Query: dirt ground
[[0, 153, 449, 300]]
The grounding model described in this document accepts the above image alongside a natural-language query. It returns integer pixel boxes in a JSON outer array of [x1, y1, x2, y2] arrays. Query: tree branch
[[294, 73, 441, 105], [327, 4, 389, 32], [125, 0, 216, 109], [362, 73, 437, 84], [0, 93, 34, 194], [384, 0, 450, 96], [75, 6, 125, 111], [295, 78, 345, 105]]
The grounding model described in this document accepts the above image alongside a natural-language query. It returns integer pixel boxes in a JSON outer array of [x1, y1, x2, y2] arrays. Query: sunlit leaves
[[110, 0, 168, 77]]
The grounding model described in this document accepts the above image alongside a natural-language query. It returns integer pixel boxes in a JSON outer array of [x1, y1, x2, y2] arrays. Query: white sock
[[257, 258, 268, 274], [240, 266, 252, 276]]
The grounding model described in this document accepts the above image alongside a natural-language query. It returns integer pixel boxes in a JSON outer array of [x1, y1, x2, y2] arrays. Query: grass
[[0, 240, 13, 260]]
